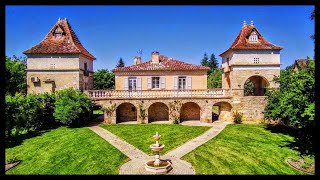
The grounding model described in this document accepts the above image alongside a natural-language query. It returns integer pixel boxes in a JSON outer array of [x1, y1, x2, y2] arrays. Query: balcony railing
[[85, 89, 230, 99]]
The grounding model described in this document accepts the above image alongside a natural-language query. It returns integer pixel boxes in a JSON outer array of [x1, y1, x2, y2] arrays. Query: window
[[84, 62, 89, 76], [249, 31, 258, 42], [178, 76, 186, 90], [128, 77, 137, 91], [55, 33, 62, 39], [254, 58, 260, 64], [50, 63, 56, 69], [152, 77, 160, 89]]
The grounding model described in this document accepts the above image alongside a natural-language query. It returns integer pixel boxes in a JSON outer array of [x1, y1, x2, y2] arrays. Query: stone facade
[[96, 98, 234, 124], [26, 54, 94, 94], [115, 70, 208, 91]]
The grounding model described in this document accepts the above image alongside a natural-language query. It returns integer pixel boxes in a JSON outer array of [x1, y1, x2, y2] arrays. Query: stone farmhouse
[[24, 19, 282, 124]]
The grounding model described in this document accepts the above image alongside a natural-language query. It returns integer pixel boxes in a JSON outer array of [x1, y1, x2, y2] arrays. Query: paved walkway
[[88, 120, 230, 175]]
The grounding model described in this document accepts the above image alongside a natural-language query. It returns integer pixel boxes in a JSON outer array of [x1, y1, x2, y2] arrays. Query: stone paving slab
[[119, 157, 195, 175]]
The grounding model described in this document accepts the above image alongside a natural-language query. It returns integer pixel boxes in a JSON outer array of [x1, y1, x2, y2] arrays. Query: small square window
[[50, 64, 56, 69]]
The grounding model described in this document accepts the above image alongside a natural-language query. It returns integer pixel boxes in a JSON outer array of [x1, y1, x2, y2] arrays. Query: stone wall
[[148, 102, 169, 122], [96, 98, 233, 124], [232, 96, 268, 123], [116, 103, 137, 122], [27, 71, 79, 94], [27, 54, 80, 70], [180, 102, 201, 121]]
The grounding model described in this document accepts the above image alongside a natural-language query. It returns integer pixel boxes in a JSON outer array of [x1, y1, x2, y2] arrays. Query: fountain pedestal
[[145, 132, 172, 174]]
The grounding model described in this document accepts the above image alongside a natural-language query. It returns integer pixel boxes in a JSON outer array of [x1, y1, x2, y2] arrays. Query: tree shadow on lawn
[[264, 124, 314, 156], [5, 126, 59, 149]]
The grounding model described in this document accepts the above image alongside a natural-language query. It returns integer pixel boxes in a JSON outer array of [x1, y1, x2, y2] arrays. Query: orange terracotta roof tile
[[23, 19, 95, 60], [219, 23, 282, 57], [113, 55, 210, 72]]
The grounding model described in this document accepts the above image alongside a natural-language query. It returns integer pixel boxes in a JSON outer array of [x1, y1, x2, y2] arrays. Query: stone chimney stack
[[151, 51, 159, 64], [134, 56, 141, 65]]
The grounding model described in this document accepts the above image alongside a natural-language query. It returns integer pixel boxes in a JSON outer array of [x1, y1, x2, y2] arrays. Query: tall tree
[[116, 58, 125, 68], [93, 69, 115, 90], [264, 58, 315, 147], [208, 52, 218, 71], [5, 56, 27, 95], [201, 53, 209, 67], [310, 9, 315, 42]]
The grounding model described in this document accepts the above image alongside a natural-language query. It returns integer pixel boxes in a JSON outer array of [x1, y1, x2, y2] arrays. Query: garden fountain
[[145, 132, 172, 174]]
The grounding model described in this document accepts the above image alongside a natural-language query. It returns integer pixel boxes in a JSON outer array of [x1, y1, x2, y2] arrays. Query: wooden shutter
[[137, 77, 142, 90], [187, 76, 192, 90], [160, 77, 166, 89], [147, 77, 152, 89], [174, 76, 178, 90], [124, 77, 128, 90]]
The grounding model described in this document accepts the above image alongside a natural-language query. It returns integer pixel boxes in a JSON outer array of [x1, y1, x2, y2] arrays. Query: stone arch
[[243, 75, 270, 96], [148, 102, 169, 122], [180, 102, 201, 122], [116, 102, 137, 123], [212, 101, 232, 122]]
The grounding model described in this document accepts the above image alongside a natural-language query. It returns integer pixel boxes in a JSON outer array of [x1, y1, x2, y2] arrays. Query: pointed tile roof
[[23, 18, 95, 60], [219, 23, 282, 57], [113, 55, 210, 72]]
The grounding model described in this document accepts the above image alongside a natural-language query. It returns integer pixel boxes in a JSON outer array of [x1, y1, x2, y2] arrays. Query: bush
[[232, 110, 243, 124], [54, 88, 93, 127]]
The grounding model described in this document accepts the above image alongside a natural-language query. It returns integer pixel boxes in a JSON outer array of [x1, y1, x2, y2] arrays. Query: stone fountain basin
[[145, 160, 172, 174], [150, 144, 165, 151]]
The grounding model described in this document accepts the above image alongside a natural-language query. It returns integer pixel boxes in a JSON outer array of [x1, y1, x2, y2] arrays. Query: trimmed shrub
[[54, 88, 93, 127]]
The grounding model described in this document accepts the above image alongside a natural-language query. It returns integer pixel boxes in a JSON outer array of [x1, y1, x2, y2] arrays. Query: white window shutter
[[187, 76, 192, 90], [147, 77, 152, 89], [160, 77, 166, 89], [124, 77, 128, 90], [137, 77, 142, 90], [174, 76, 178, 90]]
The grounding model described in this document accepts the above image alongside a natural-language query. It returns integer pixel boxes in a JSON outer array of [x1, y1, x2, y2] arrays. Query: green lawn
[[181, 124, 311, 175], [5, 127, 128, 175], [99, 124, 211, 155]]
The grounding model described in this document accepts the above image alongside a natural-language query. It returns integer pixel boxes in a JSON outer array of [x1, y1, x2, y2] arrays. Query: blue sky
[[6, 5, 314, 71]]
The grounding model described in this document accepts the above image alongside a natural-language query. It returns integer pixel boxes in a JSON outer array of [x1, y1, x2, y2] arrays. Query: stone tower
[[23, 18, 96, 94], [219, 21, 282, 98]]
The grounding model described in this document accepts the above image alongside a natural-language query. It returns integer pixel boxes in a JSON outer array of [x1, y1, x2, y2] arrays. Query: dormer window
[[54, 26, 64, 39], [249, 31, 258, 42]]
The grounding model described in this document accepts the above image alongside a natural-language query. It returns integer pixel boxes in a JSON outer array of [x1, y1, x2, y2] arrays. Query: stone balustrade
[[85, 89, 230, 99]]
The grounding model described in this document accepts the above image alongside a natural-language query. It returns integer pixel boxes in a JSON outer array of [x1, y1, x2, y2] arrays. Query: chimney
[[134, 56, 141, 65], [151, 51, 159, 64]]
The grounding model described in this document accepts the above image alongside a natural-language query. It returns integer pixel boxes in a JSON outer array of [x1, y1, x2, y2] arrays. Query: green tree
[[244, 79, 254, 96], [264, 58, 315, 144], [310, 9, 315, 42], [5, 56, 27, 95], [93, 69, 115, 90], [116, 58, 125, 68], [208, 52, 218, 73], [201, 53, 209, 67], [54, 88, 93, 127], [207, 69, 222, 88]]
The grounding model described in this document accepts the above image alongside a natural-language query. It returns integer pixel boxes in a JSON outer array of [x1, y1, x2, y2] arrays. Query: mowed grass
[[181, 124, 307, 175], [5, 127, 128, 175], [99, 124, 211, 155]]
